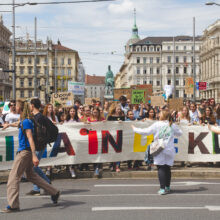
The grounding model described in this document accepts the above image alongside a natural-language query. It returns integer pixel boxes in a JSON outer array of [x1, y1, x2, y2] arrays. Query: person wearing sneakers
[[131, 110, 182, 195], [1, 100, 60, 213]]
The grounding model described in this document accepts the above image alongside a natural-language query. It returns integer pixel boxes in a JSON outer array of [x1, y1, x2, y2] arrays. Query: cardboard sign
[[85, 98, 100, 106], [114, 88, 132, 101], [131, 90, 147, 104], [168, 98, 184, 111], [131, 84, 153, 96], [150, 96, 165, 107], [52, 92, 74, 107], [185, 77, 194, 95]]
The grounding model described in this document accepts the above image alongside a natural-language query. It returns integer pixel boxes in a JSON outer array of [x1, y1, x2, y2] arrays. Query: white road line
[[1, 193, 220, 200], [92, 206, 220, 212]]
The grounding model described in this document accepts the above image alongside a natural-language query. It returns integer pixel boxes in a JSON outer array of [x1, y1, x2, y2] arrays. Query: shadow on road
[[171, 187, 208, 193], [60, 188, 90, 195]]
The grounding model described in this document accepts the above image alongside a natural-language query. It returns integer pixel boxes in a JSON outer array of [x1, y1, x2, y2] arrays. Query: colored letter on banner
[[213, 133, 220, 154], [5, 136, 14, 161], [133, 133, 154, 152]]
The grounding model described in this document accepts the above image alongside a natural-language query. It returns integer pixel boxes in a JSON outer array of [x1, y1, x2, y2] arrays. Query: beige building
[[0, 15, 12, 101], [200, 19, 220, 103], [9, 39, 80, 103]]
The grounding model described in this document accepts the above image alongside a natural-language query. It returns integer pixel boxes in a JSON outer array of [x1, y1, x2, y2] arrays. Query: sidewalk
[[1, 163, 220, 183]]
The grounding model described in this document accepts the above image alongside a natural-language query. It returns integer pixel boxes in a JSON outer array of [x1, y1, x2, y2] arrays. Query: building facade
[[85, 74, 105, 103], [0, 15, 12, 101], [200, 19, 220, 103], [9, 39, 80, 103], [116, 13, 201, 100]]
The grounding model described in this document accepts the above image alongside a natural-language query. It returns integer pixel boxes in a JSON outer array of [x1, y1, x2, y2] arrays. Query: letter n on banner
[[102, 130, 123, 153], [212, 132, 220, 154], [133, 133, 154, 152]]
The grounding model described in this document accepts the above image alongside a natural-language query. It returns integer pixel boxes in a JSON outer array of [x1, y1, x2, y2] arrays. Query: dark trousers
[[157, 165, 171, 189]]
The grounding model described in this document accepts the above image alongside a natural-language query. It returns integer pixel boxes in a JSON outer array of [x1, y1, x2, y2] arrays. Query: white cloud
[[108, 0, 134, 14]]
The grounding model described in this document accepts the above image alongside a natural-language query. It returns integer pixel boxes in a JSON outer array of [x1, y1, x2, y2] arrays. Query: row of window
[[136, 79, 189, 87], [19, 90, 40, 98], [136, 66, 195, 74], [19, 78, 41, 87], [18, 56, 72, 65]]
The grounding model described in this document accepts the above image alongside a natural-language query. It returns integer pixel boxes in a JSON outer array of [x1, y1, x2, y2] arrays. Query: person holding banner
[[1, 100, 60, 213], [208, 123, 220, 134], [200, 107, 217, 126], [131, 110, 182, 195]]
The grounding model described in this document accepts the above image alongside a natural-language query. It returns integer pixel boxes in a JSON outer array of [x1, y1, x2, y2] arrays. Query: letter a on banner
[[133, 133, 154, 152], [102, 130, 123, 153]]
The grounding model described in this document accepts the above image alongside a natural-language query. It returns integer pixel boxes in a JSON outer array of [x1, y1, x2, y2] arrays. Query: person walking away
[[131, 110, 182, 195]]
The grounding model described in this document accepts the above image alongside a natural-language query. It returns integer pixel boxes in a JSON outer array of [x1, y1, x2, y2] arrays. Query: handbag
[[150, 125, 169, 157], [149, 139, 165, 157]]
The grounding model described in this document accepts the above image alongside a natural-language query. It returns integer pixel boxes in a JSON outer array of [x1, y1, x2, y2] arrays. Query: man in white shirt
[[164, 82, 174, 101]]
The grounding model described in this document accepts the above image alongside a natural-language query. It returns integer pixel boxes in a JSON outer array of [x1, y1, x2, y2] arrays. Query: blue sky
[[0, 0, 219, 76]]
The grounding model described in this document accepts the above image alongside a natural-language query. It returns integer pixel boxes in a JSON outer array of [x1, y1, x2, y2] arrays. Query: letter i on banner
[[133, 133, 154, 152]]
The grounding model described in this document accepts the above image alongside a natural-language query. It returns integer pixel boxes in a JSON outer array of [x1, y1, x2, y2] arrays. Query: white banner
[[68, 81, 85, 95], [0, 121, 220, 170]]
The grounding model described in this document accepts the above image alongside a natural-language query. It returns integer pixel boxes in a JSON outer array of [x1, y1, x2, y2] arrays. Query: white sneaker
[[70, 169, 76, 178]]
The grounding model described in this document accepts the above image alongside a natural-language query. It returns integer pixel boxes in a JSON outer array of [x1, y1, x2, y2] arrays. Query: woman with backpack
[[131, 110, 182, 195]]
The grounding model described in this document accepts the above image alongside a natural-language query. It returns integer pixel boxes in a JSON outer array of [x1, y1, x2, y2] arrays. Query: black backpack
[[32, 116, 59, 151]]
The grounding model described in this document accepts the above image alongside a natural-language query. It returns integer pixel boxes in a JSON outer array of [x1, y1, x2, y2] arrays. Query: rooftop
[[85, 74, 105, 85]]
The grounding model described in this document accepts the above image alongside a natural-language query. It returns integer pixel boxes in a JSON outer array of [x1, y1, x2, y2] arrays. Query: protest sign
[[52, 92, 74, 107], [185, 77, 194, 94], [114, 88, 132, 101], [85, 98, 100, 105], [168, 98, 183, 111], [131, 90, 148, 104], [68, 81, 85, 95], [150, 96, 165, 107], [0, 122, 220, 170], [131, 84, 153, 96]]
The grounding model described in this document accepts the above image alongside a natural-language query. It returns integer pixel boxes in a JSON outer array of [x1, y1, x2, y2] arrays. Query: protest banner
[[185, 77, 194, 94], [113, 88, 132, 101], [51, 92, 74, 107], [68, 81, 85, 95], [168, 98, 184, 111], [85, 98, 100, 105], [131, 84, 153, 96], [0, 122, 220, 170], [150, 96, 165, 107], [131, 90, 147, 104]]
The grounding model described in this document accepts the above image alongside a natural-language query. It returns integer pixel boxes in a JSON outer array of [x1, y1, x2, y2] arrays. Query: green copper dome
[[131, 9, 139, 39]]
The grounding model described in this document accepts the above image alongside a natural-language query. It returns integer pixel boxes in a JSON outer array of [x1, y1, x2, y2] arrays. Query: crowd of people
[[0, 96, 220, 209]]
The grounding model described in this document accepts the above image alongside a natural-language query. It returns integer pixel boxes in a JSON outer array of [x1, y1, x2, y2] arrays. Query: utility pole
[[46, 36, 49, 103], [160, 48, 163, 91], [173, 36, 176, 98], [193, 17, 196, 102], [34, 17, 37, 97], [12, 0, 16, 100], [54, 49, 57, 93]]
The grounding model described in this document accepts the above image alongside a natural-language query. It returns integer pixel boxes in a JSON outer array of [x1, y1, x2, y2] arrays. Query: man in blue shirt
[[1, 100, 60, 213]]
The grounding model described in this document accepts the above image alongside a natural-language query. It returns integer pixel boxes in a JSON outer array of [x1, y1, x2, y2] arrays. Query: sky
[[0, 0, 219, 76]]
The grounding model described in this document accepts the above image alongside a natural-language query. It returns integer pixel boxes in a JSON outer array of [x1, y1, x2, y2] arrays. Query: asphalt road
[[1, 178, 220, 220]]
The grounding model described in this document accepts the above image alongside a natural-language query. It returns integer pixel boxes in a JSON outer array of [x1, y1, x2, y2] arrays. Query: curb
[[2, 169, 220, 183]]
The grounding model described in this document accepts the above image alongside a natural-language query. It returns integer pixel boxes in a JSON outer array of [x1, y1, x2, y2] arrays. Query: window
[[143, 47, 147, 52], [150, 57, 153, 64], [150, 80, 153, 85], [176, 67, 179, 74], [137, 47, 140, 52], [28, 67, 32, 75], [184, 67, 187, 74], [28, 57, 32, 64], [143, 57, 147, 64], [137, 78, 140, 84], [44, 67, 47, 75], [28, 79, 32, 87], [168, 68, 171, 74], [176, 56, 179, 63], [157, 68, 160, 74], [157, 81, 160, 86], [150, 47, 154, 52], [184, 46, 187, 50], [143, 80, 147, 84], [168, 46, 171, 50], [137, 57, 140, 64], [176, 79, 179, 86], [20, 90, 24, 98], [20, 79, 24, 87], [143, 67, 147, 74], [157, 47, 160, 51], [61, 68, 65, 76], [28, 90, 32, 98], [37, 67, 40, 74], [20, 56, 24, 64], [168, 79, 171, 84], [68, 69, 71, 76], [68, 58, 71, 65], [61, 58, 65, 65], [36, 57, 40, 64], [37, 79, 40, 86], [176, 90, 179, 98], [191, 46, 194, 50], [156, 57, 160, 63], [191, 56, 194, 63], [137, 67, 140, 74], [20, 67, 24, 75], [184, 56, 187, 63], [44, 57, 47, 64], [150, 68, 153, 74], [183, 80, 186, 86], [167, 56, 171, 63], [176, 46, 179, 51]]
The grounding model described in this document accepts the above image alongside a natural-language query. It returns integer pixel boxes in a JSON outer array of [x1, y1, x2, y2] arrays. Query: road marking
[[1, 193, 220, 200], [94, 181, 220, 187], [92, 206, 220, 212]]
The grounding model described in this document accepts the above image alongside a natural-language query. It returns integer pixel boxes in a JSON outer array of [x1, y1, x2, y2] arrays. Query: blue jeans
[[217, 119, 220, 126], [33, 149, 50, 192]]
